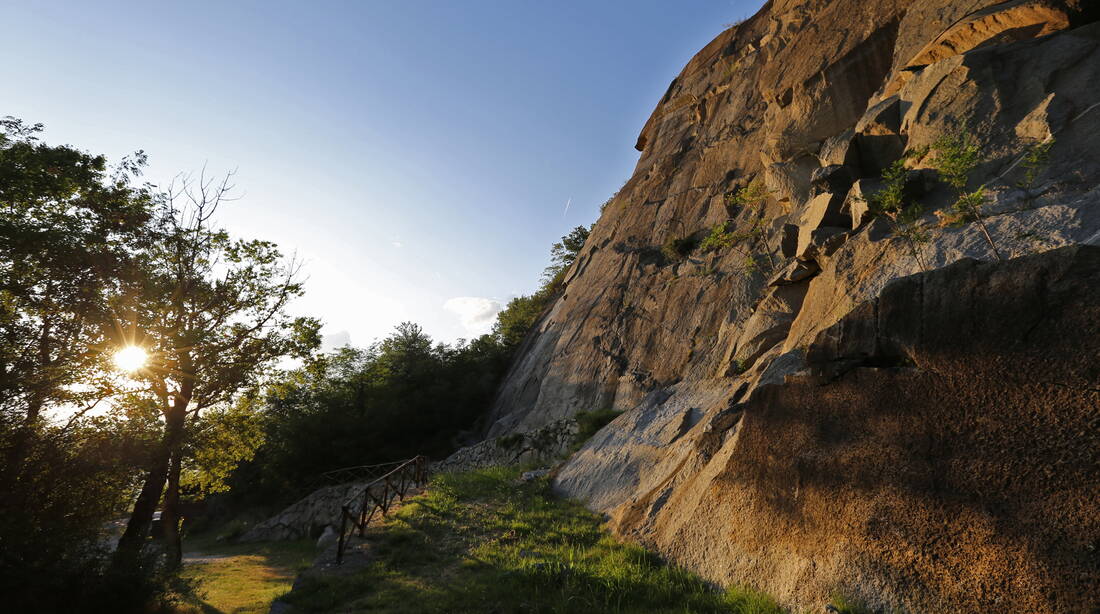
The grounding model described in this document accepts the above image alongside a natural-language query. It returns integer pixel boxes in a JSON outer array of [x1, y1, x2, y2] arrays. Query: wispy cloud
[[443, 296, 503, 337], [392, 241, 404, 248]]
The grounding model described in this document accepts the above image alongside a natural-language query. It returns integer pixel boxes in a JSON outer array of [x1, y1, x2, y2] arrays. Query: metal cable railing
[[335, 455, 429, 564]]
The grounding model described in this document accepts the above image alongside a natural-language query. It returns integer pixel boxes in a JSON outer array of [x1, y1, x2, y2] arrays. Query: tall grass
[[281, 466, 783, 613]]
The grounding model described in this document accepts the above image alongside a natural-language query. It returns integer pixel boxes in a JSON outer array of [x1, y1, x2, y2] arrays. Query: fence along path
[[336, 455, 429, 564]]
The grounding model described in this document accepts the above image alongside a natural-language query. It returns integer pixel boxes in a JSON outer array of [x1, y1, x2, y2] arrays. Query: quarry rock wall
[[454, 1, 1100, 610]]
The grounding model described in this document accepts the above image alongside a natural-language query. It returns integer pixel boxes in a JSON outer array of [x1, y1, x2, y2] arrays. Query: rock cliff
[[467, 1, 1100, 611]]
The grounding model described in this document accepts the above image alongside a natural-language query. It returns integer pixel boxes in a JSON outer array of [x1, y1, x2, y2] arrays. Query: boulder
[[842, 178, 883, 229], [818, 128, 862, 168], [797, 226, 848, 261], [764, 155, 819, 206], [809, 164, 857, 197], [767, 258, 820, 286], [730, 283, 810, 368]]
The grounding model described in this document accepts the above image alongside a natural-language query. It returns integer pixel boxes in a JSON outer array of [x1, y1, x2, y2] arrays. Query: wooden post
[[337, 506, 349, 564]]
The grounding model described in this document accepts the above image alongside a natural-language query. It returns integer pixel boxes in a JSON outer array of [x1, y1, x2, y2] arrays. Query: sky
[[3, 1, 763, 348]]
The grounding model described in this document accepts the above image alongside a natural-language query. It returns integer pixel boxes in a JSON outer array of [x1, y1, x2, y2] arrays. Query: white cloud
[[443, 296, 503, 337], [392, 241, 404, 248], [321, 330, 353, 351]]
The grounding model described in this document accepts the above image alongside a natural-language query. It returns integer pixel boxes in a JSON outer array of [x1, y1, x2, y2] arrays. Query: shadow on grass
[[174, 537, 315, 614], [280, 466, 781, 614]]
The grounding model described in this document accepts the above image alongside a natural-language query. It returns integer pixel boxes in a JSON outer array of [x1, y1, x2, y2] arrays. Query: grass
[[175, 536, 315, 614], [280, 466, 783, 613]]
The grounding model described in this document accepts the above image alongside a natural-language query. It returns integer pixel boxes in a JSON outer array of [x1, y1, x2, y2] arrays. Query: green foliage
[[730, 358, 750, 375], [0, 117, 184, 611], [493, 225, 591, 350], [493, 291, 551, 349], [724, 178, 768, 209], [282, 466, 783, 613], [662, 235, 699, 260], [543, 225, 590, 283], [182, 396, 266, 497], [931, 130, 981, 191], [0, 116, 153, 432], [929, 129, 1002, 260], [1017, 138, 1055, 193], [573, 408, 622, 448], [700, 221, 736, 253], [866, 158, 909, 217], [228, 323, 512, 505], [936, 186, 986, 227], [497, 433, 525, 449], [866, 153, 931, 271], [828, 591, 873, 614]]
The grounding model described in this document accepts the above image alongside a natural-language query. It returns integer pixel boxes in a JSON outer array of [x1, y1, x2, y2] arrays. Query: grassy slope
[[177, 537, 315, 614], [280, 466, 784, 614]]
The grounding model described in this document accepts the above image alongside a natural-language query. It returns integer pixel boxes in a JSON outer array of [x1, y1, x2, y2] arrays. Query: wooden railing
[[302, 459, 416, 495], [336, 455, 429, 564]]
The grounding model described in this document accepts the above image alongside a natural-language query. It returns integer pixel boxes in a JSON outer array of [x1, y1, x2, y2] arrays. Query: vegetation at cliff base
[[279, 466, 783, 614], [0, 113, 606, 613]]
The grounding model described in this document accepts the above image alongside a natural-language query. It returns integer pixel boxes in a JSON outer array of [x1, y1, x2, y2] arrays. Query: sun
[[113, 346, 148, 372]]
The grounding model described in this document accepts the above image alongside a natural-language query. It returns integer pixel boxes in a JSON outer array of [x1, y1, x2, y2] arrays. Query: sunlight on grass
[[177, 539, 314, 614], [281, 466, 782, 613]]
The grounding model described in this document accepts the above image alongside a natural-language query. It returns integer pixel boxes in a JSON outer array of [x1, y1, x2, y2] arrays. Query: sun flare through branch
[[113, 346, 148, 372]]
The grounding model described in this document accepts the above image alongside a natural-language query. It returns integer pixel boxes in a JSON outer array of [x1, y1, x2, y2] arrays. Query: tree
[[0, 117, 153, 475], [542, 225, 590, 283], [0, 118, 175, 611], [112, 171, 320, 571]]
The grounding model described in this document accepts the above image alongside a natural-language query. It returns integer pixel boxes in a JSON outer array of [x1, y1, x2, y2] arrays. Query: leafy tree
[[0, 117, 175, 612], [490, 226, 592, 351], [542, 225, 590, 284], [867, 153, 932, 271], [228, 324, 509, 506], [930, 130, 1002, 260], [0, 117, 153, 473], [112, 172, 320, 571], [492, 294, 548, 349]]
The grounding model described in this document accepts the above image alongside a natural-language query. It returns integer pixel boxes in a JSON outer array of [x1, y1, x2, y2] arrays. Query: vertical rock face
[[487, 0, 1100, 436], [556, 245, 1100, 613], [473, 0, 1100, 611]]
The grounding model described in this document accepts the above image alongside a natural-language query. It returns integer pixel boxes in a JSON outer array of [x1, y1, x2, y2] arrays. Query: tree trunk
[[162, 445, 184, 570], [112, 405, 186, 571]]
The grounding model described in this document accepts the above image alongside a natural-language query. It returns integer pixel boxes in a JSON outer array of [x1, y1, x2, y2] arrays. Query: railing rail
[[336, 455, 429, 564], [299, 459, 414, 497]]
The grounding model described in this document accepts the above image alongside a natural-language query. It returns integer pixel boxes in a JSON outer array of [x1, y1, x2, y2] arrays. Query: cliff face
[[476, 0, 1100, 611]]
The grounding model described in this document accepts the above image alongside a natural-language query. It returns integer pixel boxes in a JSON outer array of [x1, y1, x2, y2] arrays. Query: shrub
[[866, 153, 931, 271], [699, 221, 736, 253], [935, 186, 986, 227], [573, 409, 623, 448], [930, 129, 1002, 260], [931, 131, 980, 191], [496, 433, 524, 450], [724, 178, 768, 209], [662, 235, 699, 261], [1017, 138, 1055, 205]]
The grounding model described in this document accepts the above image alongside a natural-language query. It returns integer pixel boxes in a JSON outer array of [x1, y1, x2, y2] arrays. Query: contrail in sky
[[563, 197, 572, 217]]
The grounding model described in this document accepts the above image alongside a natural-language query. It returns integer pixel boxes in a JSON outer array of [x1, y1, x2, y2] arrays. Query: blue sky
[[3, 1, 762, 346]]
